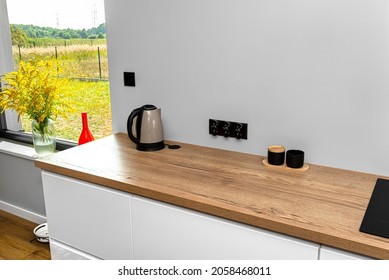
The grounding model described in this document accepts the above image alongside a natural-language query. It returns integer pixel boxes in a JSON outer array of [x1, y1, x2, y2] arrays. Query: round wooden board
[[262, 159, 309, 172]]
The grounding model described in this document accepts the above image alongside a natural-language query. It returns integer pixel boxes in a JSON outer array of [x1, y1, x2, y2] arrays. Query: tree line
[[11, 23, 106, 47]]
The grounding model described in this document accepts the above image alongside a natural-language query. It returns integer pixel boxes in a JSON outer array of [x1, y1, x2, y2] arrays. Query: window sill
[[0, 129, 77, 152], [0, 140, 37, 160], [0, 129, 77, 160]]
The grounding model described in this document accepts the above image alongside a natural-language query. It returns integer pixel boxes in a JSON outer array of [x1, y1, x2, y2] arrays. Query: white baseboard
[[0, 200, 46, 224]]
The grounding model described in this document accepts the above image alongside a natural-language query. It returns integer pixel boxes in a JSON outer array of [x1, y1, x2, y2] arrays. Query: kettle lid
[[142, 104, 157, 110]]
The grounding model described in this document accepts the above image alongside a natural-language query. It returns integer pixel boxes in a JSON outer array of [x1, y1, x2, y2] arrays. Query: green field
[[28, 38, 106, 47], [15, 40, 112, 142], [14, 42, 109, 80]]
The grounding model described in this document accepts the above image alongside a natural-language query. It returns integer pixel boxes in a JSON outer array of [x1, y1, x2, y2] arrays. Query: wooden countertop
[[35, 133, 389, 259]]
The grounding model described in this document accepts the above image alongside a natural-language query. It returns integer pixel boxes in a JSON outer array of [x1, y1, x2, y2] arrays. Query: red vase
[[78, 112, 95, 145]]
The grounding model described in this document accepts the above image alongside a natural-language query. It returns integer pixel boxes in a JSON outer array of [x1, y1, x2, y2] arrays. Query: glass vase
[[32, 118, 56, 156]]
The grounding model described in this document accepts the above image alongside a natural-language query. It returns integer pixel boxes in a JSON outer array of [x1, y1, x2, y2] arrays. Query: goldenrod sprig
[[0, 55, 73, 125]]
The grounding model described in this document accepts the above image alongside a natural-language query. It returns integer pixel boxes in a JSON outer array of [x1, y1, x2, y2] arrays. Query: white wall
[[0, 148, 46, 224], [105, 0, 389, 176]]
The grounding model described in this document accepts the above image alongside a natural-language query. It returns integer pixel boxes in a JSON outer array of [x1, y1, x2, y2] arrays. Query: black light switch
[[124, 72, 135, 87]]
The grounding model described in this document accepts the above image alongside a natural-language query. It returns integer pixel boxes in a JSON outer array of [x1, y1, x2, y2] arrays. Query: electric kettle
[[127, 104, 165, 151]]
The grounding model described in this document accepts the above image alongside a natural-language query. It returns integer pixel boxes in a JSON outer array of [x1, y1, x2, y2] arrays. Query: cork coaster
[[262, 159, 309, 172]]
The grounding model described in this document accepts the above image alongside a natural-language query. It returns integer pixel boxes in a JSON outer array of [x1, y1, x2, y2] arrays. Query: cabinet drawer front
[[132, 195, 319, 260], [50, 239, 101, 260], [42, 171, 132, 260], [319, 246, 373, 260]]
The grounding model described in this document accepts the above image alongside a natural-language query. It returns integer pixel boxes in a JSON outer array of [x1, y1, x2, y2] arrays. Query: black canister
[[286, 149, 305, 168], [267, 145, 285, 165]]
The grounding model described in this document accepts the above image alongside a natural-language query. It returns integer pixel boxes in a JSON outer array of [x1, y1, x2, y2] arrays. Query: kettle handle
[[127, 106, 144, 144]]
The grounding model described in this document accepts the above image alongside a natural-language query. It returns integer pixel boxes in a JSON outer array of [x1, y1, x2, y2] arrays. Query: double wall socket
[[209, 119, 248, 140]]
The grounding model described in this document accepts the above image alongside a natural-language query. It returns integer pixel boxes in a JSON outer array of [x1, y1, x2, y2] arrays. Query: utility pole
[[92, 3, 97, 34], [56, 13, 60, 28]]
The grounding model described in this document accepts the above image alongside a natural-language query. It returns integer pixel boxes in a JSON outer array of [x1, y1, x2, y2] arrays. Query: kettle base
[[136, 141, 165, 152]]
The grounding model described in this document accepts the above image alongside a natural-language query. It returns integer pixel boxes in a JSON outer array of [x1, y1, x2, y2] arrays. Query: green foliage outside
[[10, 23, 106, 47], [10, 25, 28, 47], [21, 80, 112, 142]]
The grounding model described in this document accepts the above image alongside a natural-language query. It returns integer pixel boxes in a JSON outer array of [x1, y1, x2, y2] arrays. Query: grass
[[28, 38, 107, 47], [13, 44, 109, 80], [21, 79, 112, 142], [15, 41, 112, 142]]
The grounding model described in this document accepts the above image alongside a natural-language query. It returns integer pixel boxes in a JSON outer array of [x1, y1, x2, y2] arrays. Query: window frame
[[0, 0, 76, 151]]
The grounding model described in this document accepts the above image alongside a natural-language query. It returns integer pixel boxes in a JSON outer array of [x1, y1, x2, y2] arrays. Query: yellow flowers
[[0, 55, 73, 125]]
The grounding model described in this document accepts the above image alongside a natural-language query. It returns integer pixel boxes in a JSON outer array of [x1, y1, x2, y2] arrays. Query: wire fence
[[13, 44, 109, 81]]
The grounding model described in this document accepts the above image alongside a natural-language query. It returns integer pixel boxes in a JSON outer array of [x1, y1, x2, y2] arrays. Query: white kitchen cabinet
[[50, 239, 101, 260], [41, 171, 133, 260], [42, 171, 321, 260], [44, 171, 377, 260], [132, 195, 319, 260], [319, 245, 373, 260]]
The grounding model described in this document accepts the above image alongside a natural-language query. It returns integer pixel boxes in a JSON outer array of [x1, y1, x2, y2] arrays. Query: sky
[[6, 0, 105, 30]]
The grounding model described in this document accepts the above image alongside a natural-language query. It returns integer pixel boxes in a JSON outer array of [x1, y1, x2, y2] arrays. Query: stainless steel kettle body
[[127, 104, 165, 151]]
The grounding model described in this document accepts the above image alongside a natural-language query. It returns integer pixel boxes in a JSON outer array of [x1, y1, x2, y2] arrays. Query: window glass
[[4, 0, 111, 142]]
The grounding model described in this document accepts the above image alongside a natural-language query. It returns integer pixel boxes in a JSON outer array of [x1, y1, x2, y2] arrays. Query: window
[[0, 0, 111, 149]]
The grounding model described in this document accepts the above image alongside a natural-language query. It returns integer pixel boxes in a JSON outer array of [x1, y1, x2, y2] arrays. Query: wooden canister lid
[[268, 145, 285, 153]]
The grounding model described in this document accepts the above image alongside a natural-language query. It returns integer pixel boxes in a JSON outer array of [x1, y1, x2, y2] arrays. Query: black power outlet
[[209, 119, 248, 140]]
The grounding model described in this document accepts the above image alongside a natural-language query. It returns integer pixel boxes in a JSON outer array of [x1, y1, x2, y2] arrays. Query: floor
[[0, 210, 50, 260]]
